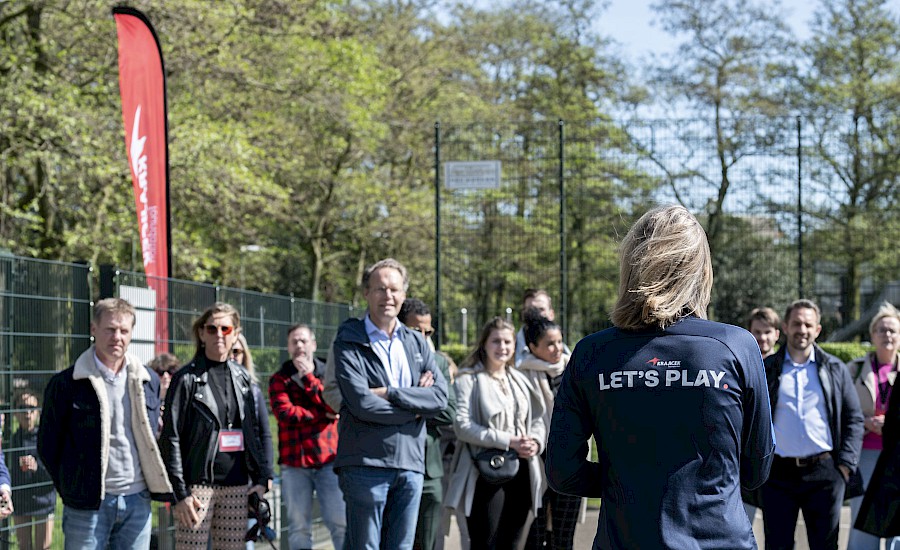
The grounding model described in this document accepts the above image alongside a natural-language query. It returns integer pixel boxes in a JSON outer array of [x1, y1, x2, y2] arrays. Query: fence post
[[434, 121, 442, 350], [558, 119, 568, 339], [796, 115, 804, 298], [99, 264, 118, 299]]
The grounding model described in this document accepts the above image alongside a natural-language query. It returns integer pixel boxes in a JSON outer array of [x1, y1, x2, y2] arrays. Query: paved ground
[[439, 504, 854, 549], [269, 501, 860, 549]]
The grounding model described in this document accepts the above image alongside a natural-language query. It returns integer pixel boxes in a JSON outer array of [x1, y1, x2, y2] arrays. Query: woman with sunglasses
[[148, 353, 180, 402], [158, 303, 272, 550]]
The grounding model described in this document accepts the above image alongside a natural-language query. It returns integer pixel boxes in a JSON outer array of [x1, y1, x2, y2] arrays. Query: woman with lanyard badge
[[159, 303, 272, 549], [848, 302, 900, 549]]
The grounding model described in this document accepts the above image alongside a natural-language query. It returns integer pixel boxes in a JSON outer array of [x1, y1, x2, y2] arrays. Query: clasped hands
[[509, 434, 540, 458], [174, 484, 266, 529]]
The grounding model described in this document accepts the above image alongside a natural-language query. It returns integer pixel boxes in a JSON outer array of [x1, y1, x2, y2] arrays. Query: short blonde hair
[[611, 205, 712, 330], [93, 298, 136, 326], [870, 302, 900, 336], [362, 258, 409, 292]]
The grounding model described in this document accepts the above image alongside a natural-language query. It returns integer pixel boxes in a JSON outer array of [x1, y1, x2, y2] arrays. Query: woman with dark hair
[[445, 317, 546, 550], [519, 311, 581, 550], [158, 303, 272, 550], [10, 391, 55, 550]]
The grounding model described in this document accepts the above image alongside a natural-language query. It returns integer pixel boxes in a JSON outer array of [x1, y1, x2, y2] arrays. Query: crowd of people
[[0, 204, 891, 550]]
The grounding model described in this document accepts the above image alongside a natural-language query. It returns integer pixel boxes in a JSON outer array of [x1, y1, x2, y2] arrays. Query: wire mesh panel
[[0, 255, 92, 548], [437, 121, 564, 343], [436, 116, 898, 344]]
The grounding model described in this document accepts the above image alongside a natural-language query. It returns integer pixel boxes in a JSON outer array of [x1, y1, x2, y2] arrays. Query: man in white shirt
[[760, 299, 864, 550]]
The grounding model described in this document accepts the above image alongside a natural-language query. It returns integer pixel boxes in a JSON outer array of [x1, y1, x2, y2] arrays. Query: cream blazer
[[444, 365, 546, 516]]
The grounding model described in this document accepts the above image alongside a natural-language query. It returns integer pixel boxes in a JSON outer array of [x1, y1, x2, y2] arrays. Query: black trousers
[[467, 459, 531, 550], [761, 455, 846, 550]]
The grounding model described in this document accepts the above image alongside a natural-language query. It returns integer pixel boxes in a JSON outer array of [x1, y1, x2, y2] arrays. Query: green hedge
[[440, 343, 470, 366], [818, 342, 874, 363]]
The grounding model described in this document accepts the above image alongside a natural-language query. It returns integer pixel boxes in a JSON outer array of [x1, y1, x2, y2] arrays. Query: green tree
[[792, 0, 900, 322]]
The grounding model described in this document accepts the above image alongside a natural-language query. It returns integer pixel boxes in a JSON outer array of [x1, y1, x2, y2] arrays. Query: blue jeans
[[338, 466, 424, 550], [62, 490, 151, 550], [282, 463, 346, 550]]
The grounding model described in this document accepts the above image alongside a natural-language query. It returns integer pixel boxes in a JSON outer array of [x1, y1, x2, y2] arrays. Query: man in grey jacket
[[326, 258, 448, 550]]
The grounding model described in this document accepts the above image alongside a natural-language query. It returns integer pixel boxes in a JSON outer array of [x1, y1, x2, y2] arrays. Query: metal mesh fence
[[0, 257, 362, 548], [0, 255, 92, 549], [435, 115, 899, 345]]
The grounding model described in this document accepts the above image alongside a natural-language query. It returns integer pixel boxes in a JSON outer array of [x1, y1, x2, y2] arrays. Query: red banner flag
[[113, 7, 171, 353]]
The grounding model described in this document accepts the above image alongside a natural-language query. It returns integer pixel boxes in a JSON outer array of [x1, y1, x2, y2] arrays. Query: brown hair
[[611, 205, 712, 330], [784, 299, 821, 324], [191, 302, 241, 354], [747, 307, 781, 330], [459, 317, 516, 371]]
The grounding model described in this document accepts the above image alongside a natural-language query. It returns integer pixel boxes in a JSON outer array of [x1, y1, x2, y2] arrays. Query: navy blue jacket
[[332, 317, 448, 474], [546, 317, 775, 550]]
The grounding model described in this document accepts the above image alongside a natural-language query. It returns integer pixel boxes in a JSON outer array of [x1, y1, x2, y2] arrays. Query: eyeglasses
[[204, 324, 234, 336], [420, 328, 434, 337], [155, 368, 176, 377], [231, 348, 245, 357]]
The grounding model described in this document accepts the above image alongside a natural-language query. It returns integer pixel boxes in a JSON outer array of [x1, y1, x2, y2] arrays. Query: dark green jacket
[[425, 353, 456, 479]]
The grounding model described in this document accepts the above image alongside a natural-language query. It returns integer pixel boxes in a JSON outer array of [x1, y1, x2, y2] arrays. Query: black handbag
[[471, 447, 520, 484], [468, 369, 521, 485]]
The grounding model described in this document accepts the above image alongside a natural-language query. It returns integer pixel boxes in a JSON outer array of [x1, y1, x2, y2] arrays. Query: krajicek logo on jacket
[[598, 356, 728, 391]]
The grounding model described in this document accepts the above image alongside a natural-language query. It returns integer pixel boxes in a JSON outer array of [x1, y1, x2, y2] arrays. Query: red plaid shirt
[[268, 359, 338, 468]]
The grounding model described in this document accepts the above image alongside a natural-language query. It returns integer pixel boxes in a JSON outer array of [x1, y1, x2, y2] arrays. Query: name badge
[[218, 430, 244, 452]]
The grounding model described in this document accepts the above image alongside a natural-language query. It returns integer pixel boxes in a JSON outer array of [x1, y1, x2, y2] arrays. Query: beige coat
[[445, 365, 546, 517], [848, 352, 899, 418]]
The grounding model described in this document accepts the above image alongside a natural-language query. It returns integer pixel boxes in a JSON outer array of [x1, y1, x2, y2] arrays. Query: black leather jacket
[[158, 354, 272, 502]]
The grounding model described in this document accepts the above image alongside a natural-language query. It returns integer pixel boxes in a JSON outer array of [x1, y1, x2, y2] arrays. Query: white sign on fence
[[120, 284, 156, 364], [444, 161, 501, 189]]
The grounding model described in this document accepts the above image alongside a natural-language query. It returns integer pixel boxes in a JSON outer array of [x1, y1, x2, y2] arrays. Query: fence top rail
[[0, 255, 92, 270]]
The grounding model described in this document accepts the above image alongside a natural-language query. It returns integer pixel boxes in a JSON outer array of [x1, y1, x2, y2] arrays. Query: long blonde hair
[[234, 333, 257, 383], [611, 205, 713, 330]]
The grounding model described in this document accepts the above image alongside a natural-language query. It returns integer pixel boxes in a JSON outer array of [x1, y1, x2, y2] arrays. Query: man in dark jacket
[[325, 258, 448, 550], [38, 298, 173, 549], [398, 298, 457, 550], [761, 299, 864, 550]]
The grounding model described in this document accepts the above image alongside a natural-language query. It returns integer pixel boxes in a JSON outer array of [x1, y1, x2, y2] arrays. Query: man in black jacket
[[761, 299, 864, 550], [38, 298, 173, 549]]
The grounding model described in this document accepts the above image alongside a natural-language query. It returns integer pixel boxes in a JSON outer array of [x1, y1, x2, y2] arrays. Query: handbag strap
[[467, 368, 520, 460]]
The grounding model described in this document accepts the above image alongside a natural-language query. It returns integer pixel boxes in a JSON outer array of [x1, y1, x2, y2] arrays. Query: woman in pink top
[[847, 301, 900, 550]]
